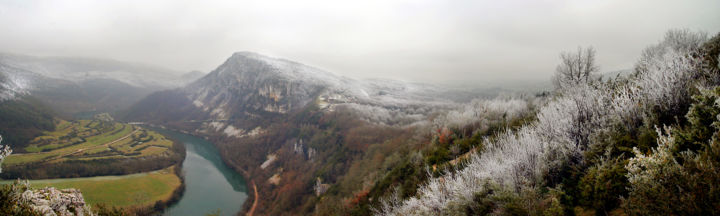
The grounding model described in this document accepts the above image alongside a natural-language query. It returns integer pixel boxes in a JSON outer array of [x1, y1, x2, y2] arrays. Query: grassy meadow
[[1, 167, 181, 208]]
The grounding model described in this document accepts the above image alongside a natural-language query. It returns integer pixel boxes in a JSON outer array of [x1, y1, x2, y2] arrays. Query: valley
[[154, 127, 248, 216], [1, 114, 183, 180], [0, 114, 186, 212], [0, 11, 718, 215]]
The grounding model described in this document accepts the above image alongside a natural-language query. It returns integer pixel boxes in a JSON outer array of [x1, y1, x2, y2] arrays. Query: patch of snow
[[209, 122, 226, 132], [223, 125, 245, 138], [247, 127, 264, 137], [268, 173, 281, 185], [211, 107, 228, 119], [192, 99, 204, 108], [260, 154, 277, 169]]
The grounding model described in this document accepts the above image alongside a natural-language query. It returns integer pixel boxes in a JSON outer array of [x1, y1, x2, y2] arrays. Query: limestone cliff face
[[125, 51, 471, 136], [183, 51, 343, 119]]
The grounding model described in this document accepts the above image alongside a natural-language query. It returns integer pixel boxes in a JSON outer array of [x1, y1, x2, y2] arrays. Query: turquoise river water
[[154, 128, 248, 216]]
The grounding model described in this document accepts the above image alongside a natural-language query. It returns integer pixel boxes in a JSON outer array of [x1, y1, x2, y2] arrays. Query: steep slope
[[376, 30, 720, 216], [0, 53, 204, 117], [126, 51, 471, 128], [0, 65, 58, 150], [0, 97, 55, 151], [185, 51, 339, 119], [124, 51, 504, 215], [0, 62, 37, 101], [0, 52, 195, 89]]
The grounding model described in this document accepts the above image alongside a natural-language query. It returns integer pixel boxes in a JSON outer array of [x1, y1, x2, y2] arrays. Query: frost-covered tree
[[552, 47, 599, 90], [375, 29, 714, 216], [0, 135, 12, 173], [635, 29, 707, 76]]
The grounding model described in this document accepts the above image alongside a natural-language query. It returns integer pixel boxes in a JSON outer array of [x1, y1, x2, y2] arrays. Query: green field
[[0, 116, 184, 209], [3, 119, 174, 167], [1, 167, 181, 208]]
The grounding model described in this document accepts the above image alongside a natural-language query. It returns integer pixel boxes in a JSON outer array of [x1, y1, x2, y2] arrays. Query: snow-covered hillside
[[186, 51, 480, 127], [0, 52, 200, 89], [0, 63, 38, 101]]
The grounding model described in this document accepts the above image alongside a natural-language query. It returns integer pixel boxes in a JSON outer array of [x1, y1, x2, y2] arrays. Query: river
[[153, 128, 248, 216]]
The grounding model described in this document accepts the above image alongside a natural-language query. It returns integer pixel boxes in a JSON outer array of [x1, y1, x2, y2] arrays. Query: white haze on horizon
[[0, 0, 718, 85]]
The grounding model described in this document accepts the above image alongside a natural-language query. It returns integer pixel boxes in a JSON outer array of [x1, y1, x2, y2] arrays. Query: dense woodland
[[0, 148, 184, 179], [0, 97, 56, 151]]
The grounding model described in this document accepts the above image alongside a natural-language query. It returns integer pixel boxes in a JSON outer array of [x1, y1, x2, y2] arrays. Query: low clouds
[[0, 0, 718, 84]]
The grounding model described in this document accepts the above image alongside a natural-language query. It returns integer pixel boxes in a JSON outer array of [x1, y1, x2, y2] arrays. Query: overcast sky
[[0, 0, 718, 84]]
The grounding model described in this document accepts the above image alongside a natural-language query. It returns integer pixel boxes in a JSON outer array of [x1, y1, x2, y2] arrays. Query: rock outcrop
[[22, 187, 94, 216]]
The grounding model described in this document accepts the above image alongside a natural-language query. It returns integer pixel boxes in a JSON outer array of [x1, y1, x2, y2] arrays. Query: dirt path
[[59, 128, 140, 158], [247, 180, 259, 216], [102, 128, 140, 147]]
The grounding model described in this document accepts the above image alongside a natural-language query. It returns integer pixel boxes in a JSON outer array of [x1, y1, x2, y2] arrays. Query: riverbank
[[150, 126, 248, 216], [1, 123, 188, 215]]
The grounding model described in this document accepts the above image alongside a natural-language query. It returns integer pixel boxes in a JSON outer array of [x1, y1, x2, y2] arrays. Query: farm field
[[3, 118, 174, 167], [0, 166, 181, 208]]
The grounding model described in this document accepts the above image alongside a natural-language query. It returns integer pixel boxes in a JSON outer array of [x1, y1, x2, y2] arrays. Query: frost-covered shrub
[[635, 50, 702, 116], [435, 98, 530, 129], [0, 135, 12, 173], [0, 180, 37, 216], [624, 127, 685, 215], [375, 29, 712, 215], [635, 29, 707, 76], [624, 87, 720, 215], [624, 127, 720, 215], [578, 155, 627, 212]]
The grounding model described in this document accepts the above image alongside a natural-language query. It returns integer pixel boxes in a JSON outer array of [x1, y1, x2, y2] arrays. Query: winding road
[[247, 180, 259, 216]]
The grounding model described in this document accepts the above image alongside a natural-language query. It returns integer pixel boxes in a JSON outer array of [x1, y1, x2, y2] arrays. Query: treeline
[[94, 164, 187, 216], [91, 128, 188, 216], [0, 137, 185, 179], [0, 96, 55, 151]]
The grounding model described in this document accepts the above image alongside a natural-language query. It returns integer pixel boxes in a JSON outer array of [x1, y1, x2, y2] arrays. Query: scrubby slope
[[377, 30, 720, 216]]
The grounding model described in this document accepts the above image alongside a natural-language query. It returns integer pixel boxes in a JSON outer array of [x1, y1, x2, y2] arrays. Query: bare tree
[[553, 47, 599, 90]]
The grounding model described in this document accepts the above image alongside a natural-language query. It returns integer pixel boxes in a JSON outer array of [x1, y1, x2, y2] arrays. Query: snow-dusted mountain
[[119, 51, 542, 215], [0, 52, 205, 117], [0, 52, 199, 89], [0, 63, 32, 101], [176, 52, 473, 125]]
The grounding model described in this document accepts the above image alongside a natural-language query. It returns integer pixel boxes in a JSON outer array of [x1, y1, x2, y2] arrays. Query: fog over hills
[[0, 52, 202, 89], [0, 53, 205, 116], [127, 51, 503, 129], [1, 30, 720, 216], [1, 1, 718, 215]]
